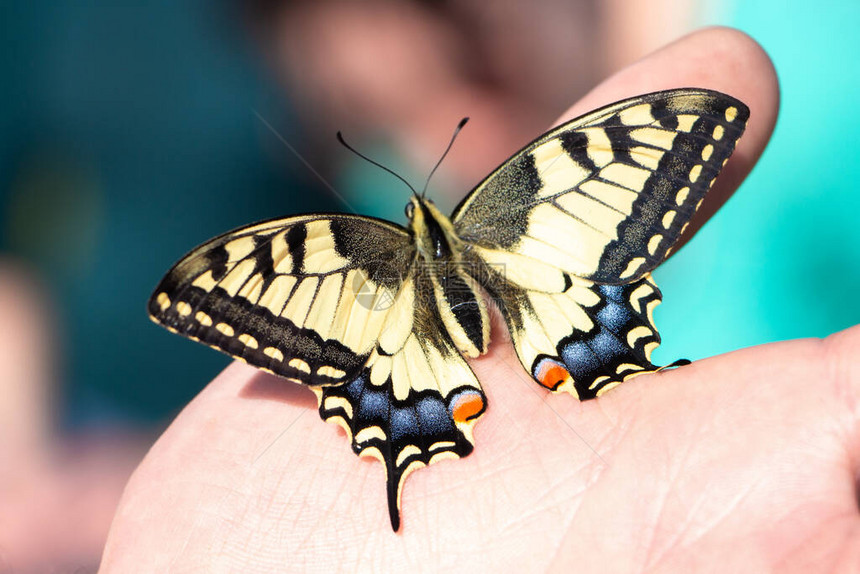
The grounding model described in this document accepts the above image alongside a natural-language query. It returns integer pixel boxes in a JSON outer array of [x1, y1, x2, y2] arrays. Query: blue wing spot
[[597, 284, 624, 303], [343, 374, 366, 402], [561, 340, 601, 382], [415, 395, 453, 436], [597, 302, 633, 333], [590, 328, 627, 358], [389, 406, 420, 443], [356, 386, 388, 423]]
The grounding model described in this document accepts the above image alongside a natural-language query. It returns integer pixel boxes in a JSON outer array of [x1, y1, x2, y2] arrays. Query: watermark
[[351, 260, 508, 311]]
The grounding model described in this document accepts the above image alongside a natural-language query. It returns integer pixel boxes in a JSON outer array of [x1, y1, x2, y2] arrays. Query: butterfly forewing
[[149, 214, 416, 385], [454, 89, 749, 284]]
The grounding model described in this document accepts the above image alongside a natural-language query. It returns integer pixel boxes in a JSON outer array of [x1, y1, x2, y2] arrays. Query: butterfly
[[149, 88, 748, 531]]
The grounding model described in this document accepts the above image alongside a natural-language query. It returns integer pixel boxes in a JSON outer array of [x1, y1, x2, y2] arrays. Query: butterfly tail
[[318, 365, 484, 532]]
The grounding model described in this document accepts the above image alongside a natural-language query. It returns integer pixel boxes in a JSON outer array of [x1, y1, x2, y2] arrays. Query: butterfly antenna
[[336, 132, 417, 195], [420, 117, 469, 198]]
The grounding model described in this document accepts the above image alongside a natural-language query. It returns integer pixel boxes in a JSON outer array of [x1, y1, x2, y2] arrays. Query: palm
[[101, 28, 860, 572], [473, 333, 860, 572]]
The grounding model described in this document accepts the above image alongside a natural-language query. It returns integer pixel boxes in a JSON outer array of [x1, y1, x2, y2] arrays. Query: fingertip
[[565, 26, 779, 133], [556, 26, 779, 249], [679, 26, 779, 161]]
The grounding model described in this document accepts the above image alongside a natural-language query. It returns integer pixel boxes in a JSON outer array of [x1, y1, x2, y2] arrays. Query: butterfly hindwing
[[316, 322, 485, 531], [454, 89, 749, 286], [315, 262, 486, 530], [473, 253, 668, 398]]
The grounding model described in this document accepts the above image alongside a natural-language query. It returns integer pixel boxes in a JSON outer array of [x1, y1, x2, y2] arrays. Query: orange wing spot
[[535, 359, 571, 391], [451, 391, 485, 424]]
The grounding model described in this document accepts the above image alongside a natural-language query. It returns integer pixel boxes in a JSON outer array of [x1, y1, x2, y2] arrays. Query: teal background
[[654, 3, 860, 364], [0, 1, 333, 424], [1, 2, 858, 427]]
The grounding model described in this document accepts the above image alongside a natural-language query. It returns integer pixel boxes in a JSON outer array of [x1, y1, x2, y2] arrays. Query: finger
[[555, 27, 779, 253], [0, 263, 53, 459], [821, 324, 860, 503]]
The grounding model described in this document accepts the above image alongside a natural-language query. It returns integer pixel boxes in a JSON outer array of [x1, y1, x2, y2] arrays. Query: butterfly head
[[407, 195, 461, 260], [404, 195, 428, 226], [404, 194, 436, 220]]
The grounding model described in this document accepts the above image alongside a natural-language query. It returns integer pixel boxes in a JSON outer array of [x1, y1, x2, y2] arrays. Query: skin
[[0, 263, 148, 571], [101, 28, 860, 573]]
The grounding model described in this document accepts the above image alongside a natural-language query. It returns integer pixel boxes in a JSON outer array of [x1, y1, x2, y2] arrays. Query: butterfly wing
[[148, 213, 486, 530], [149, 214, 416, 384], [454, 89, 748, 395], [474, 263, 670, 398], [454, 88, 749, 285], [316, 271, 486, 530]]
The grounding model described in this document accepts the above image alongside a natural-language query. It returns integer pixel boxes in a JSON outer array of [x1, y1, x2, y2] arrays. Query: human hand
[[102, 28, 860, 573]]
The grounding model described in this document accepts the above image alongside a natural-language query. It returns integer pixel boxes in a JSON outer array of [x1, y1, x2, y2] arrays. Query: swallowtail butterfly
[[149, 88, 749, 530]]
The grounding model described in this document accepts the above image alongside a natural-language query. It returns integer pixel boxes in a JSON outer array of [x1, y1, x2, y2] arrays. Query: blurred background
[[1, 0, 858, 570]]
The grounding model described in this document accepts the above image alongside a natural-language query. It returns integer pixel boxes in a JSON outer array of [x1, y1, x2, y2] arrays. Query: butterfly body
[[149, 89, 749, 530], [408, 197, 489, 358]]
